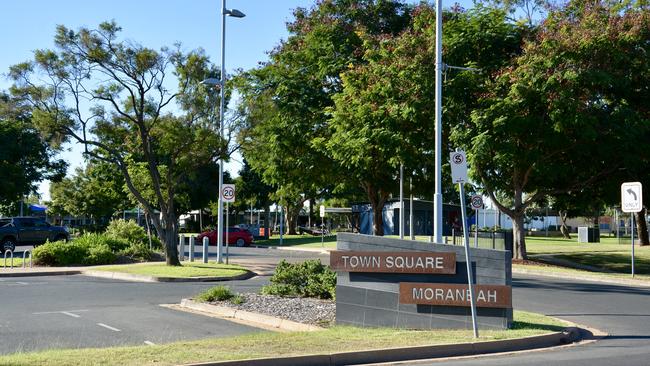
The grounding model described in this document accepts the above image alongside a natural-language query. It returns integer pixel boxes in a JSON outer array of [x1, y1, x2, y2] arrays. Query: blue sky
[[0, 0, 472, 201]]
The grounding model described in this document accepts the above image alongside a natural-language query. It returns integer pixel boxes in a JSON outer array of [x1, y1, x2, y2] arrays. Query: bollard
[[202, 237, 209, 264], [22, 250, 32, 268], [189, 236, 195, 262], [4, 250, 13, 269], [179, 234, 185, 262]]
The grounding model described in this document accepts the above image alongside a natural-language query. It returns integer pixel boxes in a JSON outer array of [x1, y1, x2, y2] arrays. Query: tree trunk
[[364, 182, 388, 236], [636, 208, 649, 246], [511, 212, 527, 260], [286, 207, 298, 235], [559, 210, 571, 239], [149, 210, 180, 266], [164, 212, 181, 266]]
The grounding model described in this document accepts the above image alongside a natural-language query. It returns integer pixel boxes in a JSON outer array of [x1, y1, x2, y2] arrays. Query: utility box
[[578, 227, 600, 243]]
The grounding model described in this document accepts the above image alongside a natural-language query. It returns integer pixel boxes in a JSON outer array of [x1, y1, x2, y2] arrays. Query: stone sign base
[[335, 233, 512, 330]]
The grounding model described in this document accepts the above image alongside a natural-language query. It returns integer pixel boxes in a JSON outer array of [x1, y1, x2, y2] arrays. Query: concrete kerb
[[179, 298, 323, 332], [80, 269, 256, 283], [181, 326, 582, 366], [512, 267, 650, 288]]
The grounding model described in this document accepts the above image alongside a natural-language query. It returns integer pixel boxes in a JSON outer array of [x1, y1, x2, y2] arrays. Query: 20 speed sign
[[470, 195, 483, 209], [221, 184, 236, 203]]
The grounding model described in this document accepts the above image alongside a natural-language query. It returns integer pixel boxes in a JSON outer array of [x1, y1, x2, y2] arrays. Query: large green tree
[[237, 0, 412, 235], [49, 161, 128, 223], [9, 22, 225, 265], [455, 1, 650, 259], [0, 93, 66, 207], [325, 4, 524, 235]]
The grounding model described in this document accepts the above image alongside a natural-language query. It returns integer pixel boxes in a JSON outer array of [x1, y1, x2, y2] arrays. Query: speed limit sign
[[222, 184, 236, 203], [470, 195, 483, 209]]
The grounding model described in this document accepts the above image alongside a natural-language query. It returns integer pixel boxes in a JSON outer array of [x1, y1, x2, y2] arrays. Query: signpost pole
[[400, 164, 404, 240], [474, 209, 479, 248], [320, 205, 325, 247], [631, 214, 635, 278], [621, 182, 641, 278], [410, 177, 414, 241], [226, 202, 229, 265], [459, 183, 479, 338]]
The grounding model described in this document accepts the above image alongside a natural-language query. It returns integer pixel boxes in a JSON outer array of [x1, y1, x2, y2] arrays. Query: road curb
[[182, 326, 581, 366], [179, 298, 323, 332], [0, 269, 81, 277], [80, 269, 256, 283], [513, 267, 650, 288]]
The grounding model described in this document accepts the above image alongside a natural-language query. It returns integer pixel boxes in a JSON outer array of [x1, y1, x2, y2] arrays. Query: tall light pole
[[433, 0, 444, 244], [202, 0, 245, 263]]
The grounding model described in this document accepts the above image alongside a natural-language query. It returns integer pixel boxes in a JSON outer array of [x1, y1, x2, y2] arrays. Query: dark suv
[[0, 217, 69, 252]]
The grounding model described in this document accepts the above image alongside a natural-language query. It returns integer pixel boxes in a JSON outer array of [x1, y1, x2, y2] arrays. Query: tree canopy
[[9, 21, 226, 265], [0, 93, 66, 207]]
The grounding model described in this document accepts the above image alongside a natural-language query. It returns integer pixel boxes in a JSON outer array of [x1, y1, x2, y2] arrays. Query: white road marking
[[61, 312, 81, 318], [33, 310, 89, 315], [144, 341, 156, 346], [15, 281, 29, 285], [97, 323, 121, 332]]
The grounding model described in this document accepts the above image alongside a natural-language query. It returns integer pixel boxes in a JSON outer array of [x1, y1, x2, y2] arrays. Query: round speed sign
[[221, 184, 236, 203], [470, 195, 483, 209]]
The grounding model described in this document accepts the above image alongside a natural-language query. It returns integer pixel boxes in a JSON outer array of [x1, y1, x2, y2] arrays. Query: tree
[[456, 1, 650, 259], [234, 160, 274, 238], [0, 93, 66, 207], [236, 0, 413, 235], [10, 22, 225, 265], [324, 5, 524, 235], [49, 160, 129, 223]]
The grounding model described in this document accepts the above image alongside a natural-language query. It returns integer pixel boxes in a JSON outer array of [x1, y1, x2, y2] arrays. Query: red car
[[196, 227, 254, 247]]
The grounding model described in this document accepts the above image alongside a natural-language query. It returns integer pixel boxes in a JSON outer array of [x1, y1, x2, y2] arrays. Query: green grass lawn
[[93, 261, 248, 278], [0, 311, 564, 366], [0, 257, 27, 268], [254, 232, 650, 277], [525, 236, 650, 275]]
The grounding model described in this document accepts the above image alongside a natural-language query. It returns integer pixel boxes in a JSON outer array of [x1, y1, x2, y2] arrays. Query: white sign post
[[450, 151, 468, 184], [621, 182, 642, 277], [450, 150, 478, 338], [320, 205, 325, 247], [222, 184, 235, 264], [471, 195, 483, 248]]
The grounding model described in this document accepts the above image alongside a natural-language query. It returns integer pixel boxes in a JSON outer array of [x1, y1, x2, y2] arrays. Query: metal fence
[[445, 230, 513, 253]]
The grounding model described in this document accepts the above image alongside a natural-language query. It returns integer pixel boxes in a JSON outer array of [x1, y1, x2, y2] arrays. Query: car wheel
[[236, 238, 246, 247], [1, 238, 16, 253], [54, 235, 67, 243]]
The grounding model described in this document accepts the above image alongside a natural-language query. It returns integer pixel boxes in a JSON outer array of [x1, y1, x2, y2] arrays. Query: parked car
[[196, 227, 254, 247], [0, 217, 70, 252]]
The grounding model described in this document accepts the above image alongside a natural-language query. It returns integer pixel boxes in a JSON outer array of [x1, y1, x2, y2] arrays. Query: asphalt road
[[2, 246, 649, 366], [0, 246, 329, 355], [415, 274, 650, 366]]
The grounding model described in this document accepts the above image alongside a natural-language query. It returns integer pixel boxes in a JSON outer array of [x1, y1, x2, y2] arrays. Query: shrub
[[33, 240, 87, 266], [33, 233, 123, 266], [85, 243, 116, 265], [195, 285, 234, 302], [105, 219, 161, 249], [231, 294, 245, 305], [261, 259, 336, 299], [74, 232, 130, 252], [118, 242, 154, 262]]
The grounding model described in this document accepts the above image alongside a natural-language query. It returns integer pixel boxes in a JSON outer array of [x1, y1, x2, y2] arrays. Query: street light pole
[[214, 0, 244, 264], [433, 0, 443, 244]]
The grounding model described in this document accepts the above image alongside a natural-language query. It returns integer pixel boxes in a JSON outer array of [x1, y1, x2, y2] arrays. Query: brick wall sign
[[334, 233, 513, 330], [399, 283, 512, 308], [330, 251, 456, 274]]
